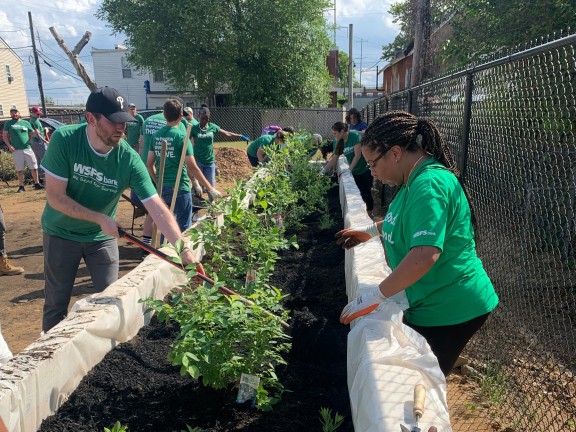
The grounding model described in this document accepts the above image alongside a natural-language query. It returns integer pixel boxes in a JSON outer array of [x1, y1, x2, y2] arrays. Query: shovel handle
[[413, 384, 426, 420], [118, 228, 291, 331]]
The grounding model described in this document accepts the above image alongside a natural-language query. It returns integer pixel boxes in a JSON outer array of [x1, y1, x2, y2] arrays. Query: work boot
[[0, 256, 24, 276]]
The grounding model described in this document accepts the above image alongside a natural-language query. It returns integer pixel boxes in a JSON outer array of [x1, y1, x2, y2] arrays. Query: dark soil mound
[[39, 184, 353, 432]]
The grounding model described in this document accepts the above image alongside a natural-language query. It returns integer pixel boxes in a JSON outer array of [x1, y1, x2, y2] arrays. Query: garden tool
[[118, 228, 291, 331], [400, 384, 427, 432]]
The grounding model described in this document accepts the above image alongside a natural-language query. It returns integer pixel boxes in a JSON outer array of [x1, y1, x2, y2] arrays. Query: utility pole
[[411, 0, 430, 87], [28, 12, 46, 115], [359, 38, 364, 87], [333, 0, 337, 47], [348, 24, 353, 109]]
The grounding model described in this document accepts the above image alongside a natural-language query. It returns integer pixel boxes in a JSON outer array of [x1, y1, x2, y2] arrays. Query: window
[[153, 70, 164, 82], [121, 57, 132, 78], [5, 65, 13, 83]]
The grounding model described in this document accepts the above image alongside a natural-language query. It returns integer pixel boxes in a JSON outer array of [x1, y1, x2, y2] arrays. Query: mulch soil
[[39, 184, 354, 432]]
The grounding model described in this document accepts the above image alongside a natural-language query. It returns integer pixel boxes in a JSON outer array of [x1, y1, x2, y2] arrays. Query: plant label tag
[[236, 373, 260, 406], [272, 214, 284, 228]]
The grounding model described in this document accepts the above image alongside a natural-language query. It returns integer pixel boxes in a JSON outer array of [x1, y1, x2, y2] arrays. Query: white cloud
[[2, 0, 397, 104]]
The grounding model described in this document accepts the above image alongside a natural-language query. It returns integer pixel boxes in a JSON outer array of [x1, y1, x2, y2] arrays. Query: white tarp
[[337, 159, 452, 432]]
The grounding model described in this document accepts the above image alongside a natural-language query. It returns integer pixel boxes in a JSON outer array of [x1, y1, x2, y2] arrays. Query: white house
[[0, 37, 28, 119], [91, 46, 203, 110]]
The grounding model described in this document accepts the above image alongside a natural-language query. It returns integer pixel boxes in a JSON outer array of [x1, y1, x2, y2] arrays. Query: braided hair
[[332, 121, 348, 156], [362, 110, 477, 231]]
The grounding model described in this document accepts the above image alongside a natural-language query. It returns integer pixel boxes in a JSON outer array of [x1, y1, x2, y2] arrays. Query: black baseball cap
[[86, 87, 136, 123]]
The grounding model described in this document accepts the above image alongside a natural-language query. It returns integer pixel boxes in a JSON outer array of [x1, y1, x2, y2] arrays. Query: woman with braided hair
[[335, 111, 498, 376]]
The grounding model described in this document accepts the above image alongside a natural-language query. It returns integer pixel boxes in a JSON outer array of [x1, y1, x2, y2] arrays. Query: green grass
[[214, 141, 248, 150]]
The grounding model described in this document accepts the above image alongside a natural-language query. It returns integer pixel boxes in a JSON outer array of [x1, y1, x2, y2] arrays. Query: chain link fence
[[1, 106, 343, 187], [363, 32, 576, 431]]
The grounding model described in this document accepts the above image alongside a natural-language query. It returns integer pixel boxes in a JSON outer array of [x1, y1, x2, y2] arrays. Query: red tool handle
[[118, 227, 291, 330]]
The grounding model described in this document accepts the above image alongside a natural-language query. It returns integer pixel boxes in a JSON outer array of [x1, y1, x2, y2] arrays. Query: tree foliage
[[97, 0, 333, 107], [337, 51, 361, 88], [381, 0, 576, 68]]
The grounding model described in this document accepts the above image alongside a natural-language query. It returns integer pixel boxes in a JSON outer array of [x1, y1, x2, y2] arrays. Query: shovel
[[118, 227, 291, 331], [400, 384, 427, 432]]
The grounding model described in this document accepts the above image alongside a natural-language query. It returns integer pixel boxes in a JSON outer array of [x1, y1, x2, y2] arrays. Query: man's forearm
[[144, 195, 184, 245], [47, 192, 104, 226]]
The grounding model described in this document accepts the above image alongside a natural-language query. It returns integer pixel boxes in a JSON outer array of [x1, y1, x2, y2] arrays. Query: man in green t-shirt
[[126, 103, 144, 153], [29, 106, 49, 182], [40, 87, 202, 333], [2, 106, 44, 192], [146, 98, 221, 234]]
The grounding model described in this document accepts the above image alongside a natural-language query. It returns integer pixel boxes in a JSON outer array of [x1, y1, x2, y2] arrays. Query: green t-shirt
[[332, 130, 368, 175], [3, 119, 32, 150], [126, 113, 144, 150], [40, 123, 157, 242], [191, 122, 220, 164], [382, 159, 498, 326], [246, 134, 275, 157], [29, 117, 46, 140], [151, 125, 193, 191], [142, 113, 189, 163]]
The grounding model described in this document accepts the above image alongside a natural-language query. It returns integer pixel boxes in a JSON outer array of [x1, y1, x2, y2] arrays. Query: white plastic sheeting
[[0, 243, 200, 432], [336, 159, 452, 432]]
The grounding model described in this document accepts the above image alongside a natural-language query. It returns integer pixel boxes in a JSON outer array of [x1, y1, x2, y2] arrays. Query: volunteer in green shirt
[[29, 106, 49, 181], [146, 99, 221, 234], [321, 122, 374, 215], [183, 106, 199, 127], [246, 131, 287, 167], [126, 103, 145, 153], [2, 107, 43, 192], [40, 87, 202, 333], [191, 106, 249, 187], [335, 110, 499, 376]]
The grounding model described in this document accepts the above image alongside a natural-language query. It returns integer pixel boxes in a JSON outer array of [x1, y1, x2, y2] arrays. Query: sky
[[0, 0, 399, 106]]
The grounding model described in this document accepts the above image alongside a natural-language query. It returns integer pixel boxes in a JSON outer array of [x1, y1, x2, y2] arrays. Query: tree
[[382, 0, 576, 68], [443, 0, 576, 67], [337, 51, 361, 89], [97, 0, 333, 107]]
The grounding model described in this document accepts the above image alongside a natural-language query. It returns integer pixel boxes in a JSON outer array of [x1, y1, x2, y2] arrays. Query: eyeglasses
[[366, 151, 387, 169]]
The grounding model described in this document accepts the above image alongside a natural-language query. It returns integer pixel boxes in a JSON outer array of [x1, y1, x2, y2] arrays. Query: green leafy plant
[[319, 407, 344, 432], [103, 421, 128, 432], [146, 128, 331, 411], [479, 362, 509, 405]]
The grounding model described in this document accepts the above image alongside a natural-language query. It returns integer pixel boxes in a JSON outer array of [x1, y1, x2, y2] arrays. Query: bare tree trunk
[[49, 27, 97, 92]]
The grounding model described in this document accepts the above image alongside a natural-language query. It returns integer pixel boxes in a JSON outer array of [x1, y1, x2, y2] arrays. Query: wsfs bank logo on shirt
[[73, 163, 119, 193]]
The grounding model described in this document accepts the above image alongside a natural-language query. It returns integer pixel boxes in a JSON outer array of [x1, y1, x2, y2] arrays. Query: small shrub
[[319, 407, 344, 432]]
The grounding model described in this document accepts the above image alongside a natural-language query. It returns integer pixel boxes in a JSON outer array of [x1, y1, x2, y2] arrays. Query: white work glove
[[340, 287, 387, 325], [191, 178, 203, 197], [207, 188, 222, 202]]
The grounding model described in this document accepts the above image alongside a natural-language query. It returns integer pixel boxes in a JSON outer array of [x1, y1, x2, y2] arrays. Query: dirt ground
[[1, 147, 500, 431]]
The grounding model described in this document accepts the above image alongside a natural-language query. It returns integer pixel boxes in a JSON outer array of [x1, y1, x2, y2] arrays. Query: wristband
[[359, 223, 380, 238], [181, 245, 191, 253]]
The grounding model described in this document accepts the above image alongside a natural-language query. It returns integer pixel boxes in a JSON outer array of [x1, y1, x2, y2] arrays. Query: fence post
[[460, 72, 474, 185], [407, 90, 414, 114]]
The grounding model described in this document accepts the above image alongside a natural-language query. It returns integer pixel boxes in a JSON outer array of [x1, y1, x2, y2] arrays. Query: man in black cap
[[40, 87, 201, 333]]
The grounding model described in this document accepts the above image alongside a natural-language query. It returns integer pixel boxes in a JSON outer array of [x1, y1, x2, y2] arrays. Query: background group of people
[[0, 105, 51, 277]]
